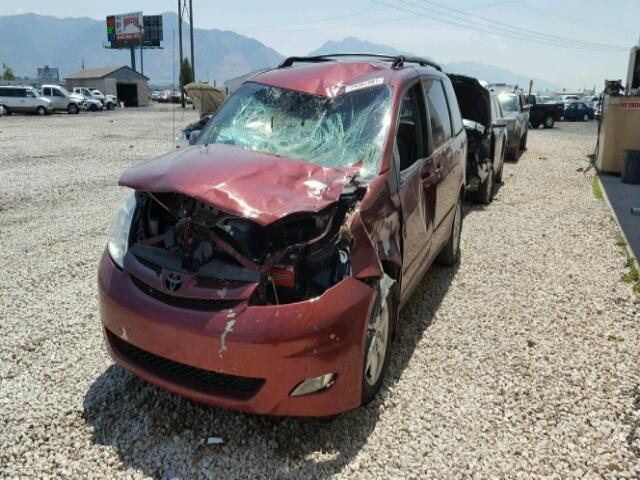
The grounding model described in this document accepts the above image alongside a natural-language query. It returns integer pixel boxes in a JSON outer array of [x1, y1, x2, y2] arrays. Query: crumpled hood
[[119, 143, 356, 226]]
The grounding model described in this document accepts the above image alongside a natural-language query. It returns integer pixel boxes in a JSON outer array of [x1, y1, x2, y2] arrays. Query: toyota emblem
[[164, 272, 182, 293]]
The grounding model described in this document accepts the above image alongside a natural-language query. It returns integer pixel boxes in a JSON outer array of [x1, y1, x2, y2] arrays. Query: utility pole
[[189, 0, 195, 83], [139, 25, 144, 76], [178, 0, 185, 108], [177, 0, 195, 108]]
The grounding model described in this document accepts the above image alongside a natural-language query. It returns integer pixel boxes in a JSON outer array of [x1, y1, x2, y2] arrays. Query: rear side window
[[441, 79, 463, 135], [422, 79, 452, 150], [43, 87, 51, 95]]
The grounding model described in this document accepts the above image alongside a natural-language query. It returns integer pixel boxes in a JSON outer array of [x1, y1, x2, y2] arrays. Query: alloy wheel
[[364, 294, 390, 386]]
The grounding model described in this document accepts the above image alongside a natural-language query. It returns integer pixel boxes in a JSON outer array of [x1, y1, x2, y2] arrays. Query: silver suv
[[41, 85, 82, 114], [0, 86, 53, 115]]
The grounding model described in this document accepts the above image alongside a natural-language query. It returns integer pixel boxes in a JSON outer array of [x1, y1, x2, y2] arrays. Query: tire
[[36, 106, 46, 116], [67, 103, 78, 114], [89, 104, 98, 112], [361, 281, 396, 406], [435, 194, 462, 266], [519, 132, 528, 151], [543, 116, 555, 128], [560, 115, 565, 122], [495, 144, 505, 183], [583, 114, 589, 122], [1, 106, 8, 115], [531, 122, 540, 129], [473, 167, 494, 205], [106, 102, 115, 111]]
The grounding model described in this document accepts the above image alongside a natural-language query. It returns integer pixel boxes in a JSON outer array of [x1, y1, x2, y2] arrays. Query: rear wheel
[[435, 195, 462, 266], [36, 106, 46, 116], [67, 103, 78, 114], [361, 281, 395, 405], [543, 116, 555, 128]]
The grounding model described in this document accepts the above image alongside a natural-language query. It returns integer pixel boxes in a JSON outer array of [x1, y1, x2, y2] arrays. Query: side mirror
[[188, 129, 201, 145]]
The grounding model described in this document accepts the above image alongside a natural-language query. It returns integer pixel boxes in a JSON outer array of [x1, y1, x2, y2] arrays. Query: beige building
[[65, 66, 150, 106]]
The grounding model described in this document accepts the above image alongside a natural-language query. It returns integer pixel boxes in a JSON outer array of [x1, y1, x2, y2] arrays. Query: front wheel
[[106, 102, 115, 110], [361, 280, 395, 406], [435, 195, 462, 266], [67, 103, 79, 114], [473, 167, 494, 205], [89, 104, 98, 112], [519, 132, 528, 151], [544, 116, 555, 128]]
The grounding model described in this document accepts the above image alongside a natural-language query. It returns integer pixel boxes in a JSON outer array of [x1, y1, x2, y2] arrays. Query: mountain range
[[0, 13, 559, 90]]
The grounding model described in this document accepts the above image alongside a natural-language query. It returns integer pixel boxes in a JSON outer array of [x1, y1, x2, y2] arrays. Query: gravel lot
[[1, 107, 639, 479]]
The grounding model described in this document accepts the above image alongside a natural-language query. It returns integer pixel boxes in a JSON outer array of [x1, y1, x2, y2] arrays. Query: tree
[[179, 58, 193, 89], [1, 63, 16, 81]]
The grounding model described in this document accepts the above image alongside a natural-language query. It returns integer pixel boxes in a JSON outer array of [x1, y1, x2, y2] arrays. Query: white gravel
[[1, 108, 639, 479]]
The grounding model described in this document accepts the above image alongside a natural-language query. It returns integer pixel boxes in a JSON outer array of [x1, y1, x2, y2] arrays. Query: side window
[[53, 89, 64, 97], [441, 79, 463, 135], [422, 79, 452, 150], [18, 89, 27, 98], [43, 87, 51, 96], [0, 88, 7, 96], [396, 84, 426, 171]]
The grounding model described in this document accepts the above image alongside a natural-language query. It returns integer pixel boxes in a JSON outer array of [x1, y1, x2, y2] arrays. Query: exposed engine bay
[[127, 189, 364, 305]]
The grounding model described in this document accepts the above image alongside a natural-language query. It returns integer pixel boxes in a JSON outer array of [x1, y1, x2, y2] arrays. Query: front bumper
[[98, 250, 374, 416]]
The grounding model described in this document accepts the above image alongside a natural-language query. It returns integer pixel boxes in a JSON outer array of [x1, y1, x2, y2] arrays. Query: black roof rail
[[278, 53, 441, 71]]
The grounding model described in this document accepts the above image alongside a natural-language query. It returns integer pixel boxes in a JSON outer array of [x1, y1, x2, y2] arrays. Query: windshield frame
[[196, 81, 394, 178]]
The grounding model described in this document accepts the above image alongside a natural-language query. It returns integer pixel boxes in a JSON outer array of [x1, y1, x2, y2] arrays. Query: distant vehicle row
[[0, 85, 118, 115]]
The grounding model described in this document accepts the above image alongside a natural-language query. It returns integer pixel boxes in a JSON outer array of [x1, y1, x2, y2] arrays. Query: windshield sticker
[[345, 77, 384, 93]]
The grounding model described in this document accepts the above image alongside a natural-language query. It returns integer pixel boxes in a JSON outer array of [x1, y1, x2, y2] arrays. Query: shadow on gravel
[[83, 265, 457, 479]]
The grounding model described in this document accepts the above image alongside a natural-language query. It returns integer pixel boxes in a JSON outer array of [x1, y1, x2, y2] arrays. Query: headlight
[[107, 193, 136, 268]]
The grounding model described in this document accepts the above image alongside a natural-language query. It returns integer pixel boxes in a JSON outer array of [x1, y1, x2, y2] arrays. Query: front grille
[[107, 330, 265, 400], [131, 275, 241, 311]]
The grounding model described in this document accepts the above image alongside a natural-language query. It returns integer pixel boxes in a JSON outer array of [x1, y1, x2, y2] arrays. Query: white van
[[0, 86, 53, 115], [41, 85, 83, 114]]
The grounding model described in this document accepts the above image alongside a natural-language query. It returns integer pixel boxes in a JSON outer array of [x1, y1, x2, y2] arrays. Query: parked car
[[561, 101, 594, 121], [91, 89, 118, 110], [72, 87, 104, 111], [41, 84, 82, 114], [495, 91, 529, 160], [0, 86, 53, 115], [526, 94, 563, 129], [151, 90, 170, 102], [0, 104, 4, 116], [99, 53, 466, 417], [448, 74, 507, 203]]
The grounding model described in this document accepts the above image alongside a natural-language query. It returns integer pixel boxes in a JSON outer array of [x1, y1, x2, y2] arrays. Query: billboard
[[106, 14, 162, 48], [106, 12, 144, 41], [37, 66, 59, 82]]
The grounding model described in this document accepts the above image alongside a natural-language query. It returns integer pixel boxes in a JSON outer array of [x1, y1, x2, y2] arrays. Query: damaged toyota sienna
[[98, 54, 466, 416]]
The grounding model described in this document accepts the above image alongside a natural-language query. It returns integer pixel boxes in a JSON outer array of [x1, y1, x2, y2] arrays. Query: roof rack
[[278, 53, 442, 71]]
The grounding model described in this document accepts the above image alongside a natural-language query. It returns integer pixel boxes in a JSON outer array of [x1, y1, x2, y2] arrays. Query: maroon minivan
[[99, 54, 466, 416]]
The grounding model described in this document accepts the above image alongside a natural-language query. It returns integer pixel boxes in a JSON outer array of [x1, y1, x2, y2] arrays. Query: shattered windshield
[[196, 82, 392, 176], [498, 94, 518, 113]]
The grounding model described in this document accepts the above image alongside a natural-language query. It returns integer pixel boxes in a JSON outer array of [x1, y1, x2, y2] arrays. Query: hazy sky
[[3, 0, 639, 88]]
